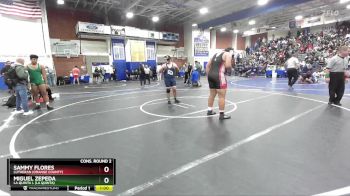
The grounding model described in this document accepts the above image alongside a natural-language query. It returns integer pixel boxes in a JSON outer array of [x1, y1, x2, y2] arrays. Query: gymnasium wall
[[267, 30, 290, 41], [46, 7, 184, 48], [47, 7, 108, 78], [266, 22, 337, 41], [216, 31, 233, 49], [0, 16, 45, 58], [214, 31, 245, 50], [0, 1, 52, 90], [50, 39, 109, 56], [236, 34, 246, 50], [46, 8, 103, 40], [53, 55, 84, 77], [46, 7, 184, 80], [107, 11, 185, 48], [0, 1, 52, 66]]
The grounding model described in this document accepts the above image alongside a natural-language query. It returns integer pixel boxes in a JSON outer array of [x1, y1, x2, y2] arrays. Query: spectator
[[194, 61, 203, 86], [112, 68, 117, 81], [156, 64, 162, 81], [93, 67, 100, 83], [12, 58, 33, 115], [139, 64, 146, 86], [46, 66, 55, 87], [1, 61, 13, 91], [125, 69, 130, 81], [245, 46, 250, 55], [144, 65, 151, 85], [151, 66, 157, 81], [101, 67, 106, 82], [72, 66, 80, 85]]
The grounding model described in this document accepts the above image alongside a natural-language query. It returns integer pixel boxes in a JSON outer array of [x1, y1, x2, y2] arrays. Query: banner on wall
[[289, 21, 297, 29], [193, 31, 210, 57], [92, 62, 109, 66], [125, 27, 149, 38], [289, 20, 303, 29], [302, 15, 324, 28], [146, 44, 156, 61], [111, 26, 125, 36], [77, 22, 111, 34], [129, 40, 146, 62], [76, 21, 178, 41], [148, 31, 160, 39], [113, 43, 125, 60]]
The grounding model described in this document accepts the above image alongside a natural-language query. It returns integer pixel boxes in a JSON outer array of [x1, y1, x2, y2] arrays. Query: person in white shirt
[[156, 64, 162, 81], [144, 65, 151, 85], [285, 52, 300, 89], [325, 46, 349, 106]]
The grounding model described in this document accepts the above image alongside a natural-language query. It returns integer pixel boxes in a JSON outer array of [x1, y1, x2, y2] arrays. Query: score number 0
[[103, 166, 110, 184]]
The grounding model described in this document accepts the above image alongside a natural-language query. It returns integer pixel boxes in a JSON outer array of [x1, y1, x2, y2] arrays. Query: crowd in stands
[[237, 21, 350, 83]]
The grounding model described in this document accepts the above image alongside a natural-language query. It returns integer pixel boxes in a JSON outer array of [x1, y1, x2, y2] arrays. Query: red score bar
[[56, 165, 114, 175], [12, 165, 114, 175]]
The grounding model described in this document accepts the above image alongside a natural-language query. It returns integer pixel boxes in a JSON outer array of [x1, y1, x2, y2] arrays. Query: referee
[[285, 52, 300, 90], [325, 46, 349, 106]]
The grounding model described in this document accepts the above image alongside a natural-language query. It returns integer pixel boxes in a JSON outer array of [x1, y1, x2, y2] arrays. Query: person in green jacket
[[12, 58, 33, 116], [27, 55, 54, 111]]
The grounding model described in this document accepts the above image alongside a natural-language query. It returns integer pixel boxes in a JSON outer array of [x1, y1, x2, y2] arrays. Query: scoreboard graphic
[[7, 158, 116, 192]]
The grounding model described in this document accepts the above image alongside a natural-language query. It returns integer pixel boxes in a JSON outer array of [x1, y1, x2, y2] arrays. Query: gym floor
[[0, 76, 349, 196]]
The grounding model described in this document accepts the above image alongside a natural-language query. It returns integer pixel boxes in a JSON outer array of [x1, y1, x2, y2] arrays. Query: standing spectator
[[246, 46, 250, 55], [183, 63, 189, 84], [112, 68, 117, 81], [12, 59, 33, 115], [285, 52, 300, 90], [101, 67, 106, 82], [184, 63, 193, 85], [46, 66, 55, 87], [156, 64, 162, 81], [194, 61, 203, 86], [93, 67, 100, 83], [325, 46, 349, 106], [1, 61, 13, 92], [125, 69, 130, 81], [151, 66, 157, 81], [144, 65, 151, 85], [139, 64, 146, 86], [1, 61, 11, 75], [72, 66, 80, 85]]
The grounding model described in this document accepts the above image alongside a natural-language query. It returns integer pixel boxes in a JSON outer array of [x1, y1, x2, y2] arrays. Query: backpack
[[3, 94, 16, 108], [4, 66, 19, 89]]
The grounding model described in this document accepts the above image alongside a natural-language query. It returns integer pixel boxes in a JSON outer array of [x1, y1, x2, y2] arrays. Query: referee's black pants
[[287, 68, 298, 87], [329, 72, 345, 104]]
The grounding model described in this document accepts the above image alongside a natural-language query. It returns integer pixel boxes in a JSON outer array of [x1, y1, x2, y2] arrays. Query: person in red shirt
[[72, 66, 80, 85]]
